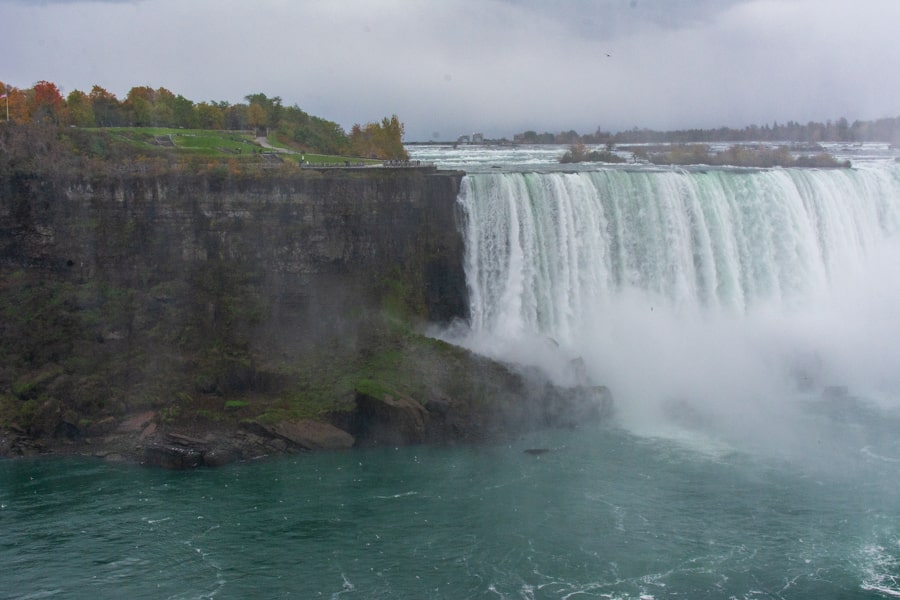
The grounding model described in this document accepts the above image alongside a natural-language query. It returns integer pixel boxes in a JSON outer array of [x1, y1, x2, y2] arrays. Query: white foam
[[456, 164, 900, 456]]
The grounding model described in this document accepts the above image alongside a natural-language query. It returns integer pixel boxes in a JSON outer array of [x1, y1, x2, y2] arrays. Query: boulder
[[143, 443, 204, 469], [269, 420, 355, 450], [355, 392, 428, 445]]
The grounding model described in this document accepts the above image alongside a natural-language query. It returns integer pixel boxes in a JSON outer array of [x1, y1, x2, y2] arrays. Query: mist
[[448, 165, 900, 471]]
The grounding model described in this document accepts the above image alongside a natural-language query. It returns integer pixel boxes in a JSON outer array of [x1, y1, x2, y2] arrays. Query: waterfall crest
[[457, 165, 900, 440], [461, 167, 900, 339]]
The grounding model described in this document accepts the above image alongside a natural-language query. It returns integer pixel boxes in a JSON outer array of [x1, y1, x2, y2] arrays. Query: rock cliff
[[0, 166, 611, 466]]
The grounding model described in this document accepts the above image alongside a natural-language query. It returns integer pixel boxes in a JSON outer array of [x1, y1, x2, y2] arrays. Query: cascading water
[[456, 165, 900, 453], [4, 147, 900, 599]]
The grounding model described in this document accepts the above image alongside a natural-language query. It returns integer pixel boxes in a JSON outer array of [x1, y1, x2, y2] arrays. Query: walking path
[[254, 136, 434, 169], [255, 136, 296, 154]]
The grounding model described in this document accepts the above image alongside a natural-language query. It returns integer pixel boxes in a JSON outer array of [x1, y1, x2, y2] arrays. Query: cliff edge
[[0, 133, 611, 466]]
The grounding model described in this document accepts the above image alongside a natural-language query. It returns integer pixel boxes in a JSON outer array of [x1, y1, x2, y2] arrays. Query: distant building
[[457, 133, 484, 145]]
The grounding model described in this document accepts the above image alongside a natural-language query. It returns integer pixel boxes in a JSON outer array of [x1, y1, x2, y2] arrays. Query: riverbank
[[0, 339, 612, 468], [0, 303, 612, 468]]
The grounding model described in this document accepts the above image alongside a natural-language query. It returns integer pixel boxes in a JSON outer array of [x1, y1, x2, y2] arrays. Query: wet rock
[[425, 396, 452, 416], [355, 392, 427, 445], [143, 443, 204, 469], [524, 448, 551, 455], [0, 428, 43, 457], [117, 411, 156, 433], [202, 446, 242, 468], [53, 419, 82, 440], [139, 422, 157, 439], [269, 420, 354, 450]]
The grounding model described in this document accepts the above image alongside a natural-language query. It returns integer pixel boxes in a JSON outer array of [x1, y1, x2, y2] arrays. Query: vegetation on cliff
[[0, 122, 392, 179], [0, 79, 408, 160], [0, 147, 607, 466]]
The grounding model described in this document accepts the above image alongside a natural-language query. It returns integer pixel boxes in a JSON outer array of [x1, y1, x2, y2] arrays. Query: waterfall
[[456, 165, 900, 442]]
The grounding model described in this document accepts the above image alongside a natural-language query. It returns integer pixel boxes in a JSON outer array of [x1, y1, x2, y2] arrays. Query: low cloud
[[2, 0, 898, 140]]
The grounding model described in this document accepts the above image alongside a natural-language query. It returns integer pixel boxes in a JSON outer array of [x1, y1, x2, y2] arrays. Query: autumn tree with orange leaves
[[0, 79, 408, 158], [29, 80, 65, 124], [0, 81, 29, 123]]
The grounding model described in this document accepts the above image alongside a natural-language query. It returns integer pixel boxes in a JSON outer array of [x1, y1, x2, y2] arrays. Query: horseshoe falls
[[458, 165, 900, 454], [4, 152, 900, 599]]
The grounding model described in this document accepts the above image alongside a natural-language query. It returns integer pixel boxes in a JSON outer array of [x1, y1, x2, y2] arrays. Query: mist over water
[[3, 148, 900, 599], [453, 162, 900, 463]]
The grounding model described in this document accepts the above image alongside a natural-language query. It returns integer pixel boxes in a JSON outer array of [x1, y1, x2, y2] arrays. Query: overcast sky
[[2, 0, 899, 141]]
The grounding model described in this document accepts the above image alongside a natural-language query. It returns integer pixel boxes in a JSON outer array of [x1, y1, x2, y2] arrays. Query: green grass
[[300, 153, 380, 165], [102, 127, 259, 157], [93, 127, 379, 163], [172, 133, 258, 155]]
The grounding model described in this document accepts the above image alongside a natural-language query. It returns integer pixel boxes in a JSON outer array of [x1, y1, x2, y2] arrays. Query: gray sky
[[2, 0, 899, 141]]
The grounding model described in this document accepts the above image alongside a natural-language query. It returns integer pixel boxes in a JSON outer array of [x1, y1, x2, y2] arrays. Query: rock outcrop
[[0, 164, 614, 467], [355, 391, 428, 445]]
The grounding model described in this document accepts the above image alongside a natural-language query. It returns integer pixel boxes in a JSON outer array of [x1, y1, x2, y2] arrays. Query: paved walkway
[[254, 136, 434, 169], [255, 136, 296, 154]]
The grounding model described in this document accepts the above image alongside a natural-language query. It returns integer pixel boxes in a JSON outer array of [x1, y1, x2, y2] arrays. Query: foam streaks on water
[[4, 149, 900, 598]]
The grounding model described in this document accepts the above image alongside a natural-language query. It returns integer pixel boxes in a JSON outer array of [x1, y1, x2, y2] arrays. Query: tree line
[[0, 80, 408, 160], [514, 116, 900, 146]]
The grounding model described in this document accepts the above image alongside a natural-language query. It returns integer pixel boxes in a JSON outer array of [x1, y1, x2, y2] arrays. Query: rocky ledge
[[0, 380, 612, 468], [0, 159, 612, 469]]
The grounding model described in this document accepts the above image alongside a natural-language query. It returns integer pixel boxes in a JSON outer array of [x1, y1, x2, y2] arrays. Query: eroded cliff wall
[[0, 168, 467, 434]]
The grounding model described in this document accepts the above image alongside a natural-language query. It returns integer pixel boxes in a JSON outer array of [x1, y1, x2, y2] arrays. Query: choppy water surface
[[408, 142, 899, 172], [4, 145, 900, 598], [2, 418, 899, 599]]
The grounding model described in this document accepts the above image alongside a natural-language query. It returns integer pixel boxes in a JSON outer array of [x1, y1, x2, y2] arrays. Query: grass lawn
[[103, 127, 259, 156], [97, 127, 379, 163]]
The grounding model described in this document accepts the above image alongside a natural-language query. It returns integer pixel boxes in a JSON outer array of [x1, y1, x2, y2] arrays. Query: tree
[[348, 115, 408, 160], [153, 87, 176, 127], [247, 102, 267, 131], [245, 92, 282, 129], [378, 114, 407, 159], [0, 82, 27, 123], [89, 85, 123, 126], [30, 80, 65, 124], [280, 105, 349, 155], [65, 89, 95, 127], [197, 102, 224, 129], [222, 103, 247, 130], [124, 86, 155, 126], [172, 94, 198, 129]]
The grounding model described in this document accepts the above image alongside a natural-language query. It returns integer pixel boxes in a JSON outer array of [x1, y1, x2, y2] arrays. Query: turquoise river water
[[3, 145, 900, 598], [3, 417, 900, 599]]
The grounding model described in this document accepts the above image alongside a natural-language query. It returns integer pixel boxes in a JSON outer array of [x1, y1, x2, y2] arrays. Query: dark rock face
[[256, 420, 355, 451], [0, 170, 467, 452], [1, 169, 467, 328], [355, 392, 428, 445], [0, 168, 615, 467]]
